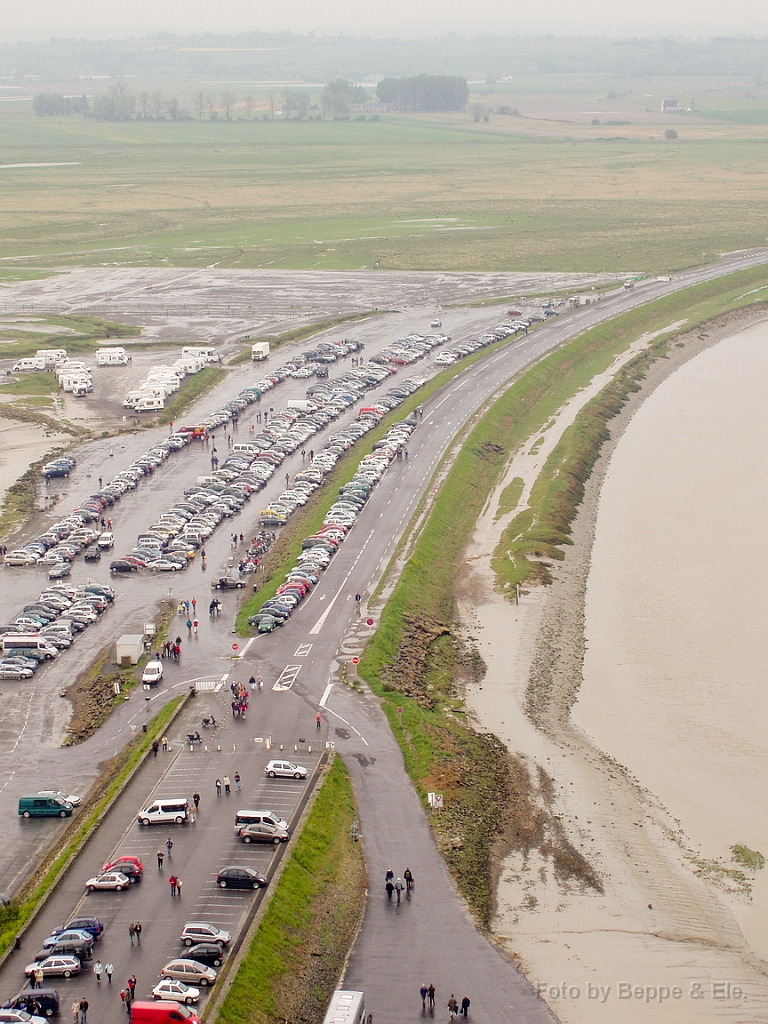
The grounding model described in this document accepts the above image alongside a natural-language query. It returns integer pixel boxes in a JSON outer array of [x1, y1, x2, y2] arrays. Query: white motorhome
[[96, 347, 130, 366], [123, 390, 146, 408], [60, 374, 92, 393], [36, 349, 68, 367], [135, 394, 164, 411], [173, 356, 204, 374], [12, 357, 47, 372], [251, 342, 270, 361], [182, 346, 219, 363]]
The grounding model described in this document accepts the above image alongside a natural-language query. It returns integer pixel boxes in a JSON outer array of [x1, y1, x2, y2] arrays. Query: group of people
[[158, 637, 182, 660], [231, 680, 249, 718], [208, 598, 222, 615], [385, 867, 414, 904], [127, 922, 142, 945], [419, 985, 470, 1019]]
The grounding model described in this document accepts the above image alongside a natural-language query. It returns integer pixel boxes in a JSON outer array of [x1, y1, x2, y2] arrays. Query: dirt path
[[457, 308, 768, 1022]]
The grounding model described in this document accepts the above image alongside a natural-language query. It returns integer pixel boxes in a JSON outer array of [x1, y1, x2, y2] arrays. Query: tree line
[[376, 75, 469, 111]]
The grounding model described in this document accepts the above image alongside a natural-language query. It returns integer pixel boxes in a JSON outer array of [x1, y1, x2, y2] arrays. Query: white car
[[142, 661, 163, 685], [264, 760, 308, 779], [37, 790, 82, 807], [152, 979, 200, 1004], [0, 1012, 48, 1024], [85, 871, 130, 892]]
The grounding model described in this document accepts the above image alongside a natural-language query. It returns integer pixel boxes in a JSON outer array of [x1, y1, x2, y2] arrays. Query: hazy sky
[[3, 0, 768, 44]]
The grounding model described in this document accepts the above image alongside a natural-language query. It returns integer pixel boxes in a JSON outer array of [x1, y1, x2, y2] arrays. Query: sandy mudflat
[[457, 309, 768, 1022], [0, 416, 70, 512]]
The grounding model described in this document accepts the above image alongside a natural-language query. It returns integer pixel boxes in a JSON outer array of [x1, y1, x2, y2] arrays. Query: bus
[[322, 990, 367, 1024]]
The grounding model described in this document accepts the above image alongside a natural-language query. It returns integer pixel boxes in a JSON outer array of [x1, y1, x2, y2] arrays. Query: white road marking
[[319, 683, 333, 706], [323, 704, 368, 745], [273, 664, 301, 691], [294, 643, 313, 657]]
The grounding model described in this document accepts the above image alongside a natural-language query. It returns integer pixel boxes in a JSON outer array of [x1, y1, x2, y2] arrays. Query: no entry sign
[[231, 643, 239, 651]]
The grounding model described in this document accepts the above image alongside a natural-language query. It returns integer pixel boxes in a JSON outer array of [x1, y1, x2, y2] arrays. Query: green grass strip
[[214, 756, 365, 1024], [0, 696, 185, 955]]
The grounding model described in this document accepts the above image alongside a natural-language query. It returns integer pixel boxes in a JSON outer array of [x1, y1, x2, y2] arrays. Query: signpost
[[231, 643, 239, 651]]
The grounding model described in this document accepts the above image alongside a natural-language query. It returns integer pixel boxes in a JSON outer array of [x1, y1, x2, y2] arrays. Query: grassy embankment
[[228, 312, 387, 365], [215, 756, 365, 1024], [0, 316, 140, 360], [3, 110, 768, 274], [0, 696, 185, 956], [357, 263, 768, 924]]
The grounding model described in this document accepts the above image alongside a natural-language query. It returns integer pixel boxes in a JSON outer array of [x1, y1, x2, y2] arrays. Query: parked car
[[159, 960, 217, 986], [215, 866, 268, 890], [0, 1011, 48, 1024], [37, 790, 81, 807], [264, 760, 308, 779], [101, 856, 143, 882], [24, 957, 81, 979], [181, 943, 226, 968], [141, 661, 163, 685], [51, 916, 104, 941], [238, 822, 289, 845], [85, 871, 130, 892], [151, 979, 200, 1005], [181, 923, 231, 947], [41, 930, 93, 950]]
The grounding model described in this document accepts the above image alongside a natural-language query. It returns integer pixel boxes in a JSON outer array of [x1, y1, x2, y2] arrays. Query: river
[[574, 319, 768, 958]]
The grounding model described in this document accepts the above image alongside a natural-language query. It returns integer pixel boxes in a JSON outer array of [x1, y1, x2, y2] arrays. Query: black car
[[216, 866, 268, 890], [183, 942, 226, 968], [211, 577, 245, 590], [84, 548, 101, 562], [109, 560, 138, 573]]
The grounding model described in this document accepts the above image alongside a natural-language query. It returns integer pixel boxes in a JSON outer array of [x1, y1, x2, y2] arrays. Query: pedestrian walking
[[191, 598, 197, 613], [71, 1000, 79, 1024], [79, 997, 88, 1024], [404, 867, 414, 891], [127, 976, 137, 996], [134, 922, 142, 945], [385, 867, 394, 882], [193, 792, 200, 810], [93, 961, 102, 983], [316, 711, 322, 729], [186, 618, 192, 635], [184, 600, 190, 615], [105, 963, 114, 985], [161, 735, 168, 750], [448, 995, 458, 1019], [157, 850, 164, 869], [215, 778, 222, 796], [152, 739, 159, 757], [193, 619, 198, 635], [460, 995, 470, 1018], [428, 984, 436, 1010], [385, 880, 394, 902], [257, 673, 263, 690], [176, 877, 182, 897], [395, 877, 404, 904], [128, 923, 136, 945], [234, 771, 241, 792], [248, 675, 256, 690], [223, 775, 231, 795], [169, 875, 178, 896], [166, 837, 173, 856], [420, 983, 429, 1009]]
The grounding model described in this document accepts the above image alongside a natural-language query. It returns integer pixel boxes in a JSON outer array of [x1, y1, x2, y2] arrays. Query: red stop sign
[[352, 656, 360, 665], [231, 643, 239, 651]]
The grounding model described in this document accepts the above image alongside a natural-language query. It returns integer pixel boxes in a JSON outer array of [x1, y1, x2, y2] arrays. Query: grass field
[[1, 106, 767, 277]]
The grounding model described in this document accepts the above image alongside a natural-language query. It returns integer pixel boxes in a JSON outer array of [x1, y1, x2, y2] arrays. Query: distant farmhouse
[[661, 99, 680, 112]]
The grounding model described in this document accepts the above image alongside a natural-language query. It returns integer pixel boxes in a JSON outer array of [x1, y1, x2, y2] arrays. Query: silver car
[[160, 959, 217, 987]]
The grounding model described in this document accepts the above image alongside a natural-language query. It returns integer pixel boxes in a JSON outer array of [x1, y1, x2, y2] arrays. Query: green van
[[18, 795, 73, 818]]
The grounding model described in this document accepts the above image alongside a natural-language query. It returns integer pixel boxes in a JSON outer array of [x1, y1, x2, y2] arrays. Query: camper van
[[36, 349, 68, 367], [182, 346, 219, 363], [123, 391, 146, 408], [251, 342, 270, 361], [60, 374, 92, 393], [135, 395, 164, 412], [72, 382, 92, 397], [286, 399, 317, 414], [12, 357, 47, 372], [96, 347, 130, 366]]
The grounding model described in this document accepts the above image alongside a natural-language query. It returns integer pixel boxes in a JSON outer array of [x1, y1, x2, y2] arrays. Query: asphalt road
[[1, 251, 767, 1023]]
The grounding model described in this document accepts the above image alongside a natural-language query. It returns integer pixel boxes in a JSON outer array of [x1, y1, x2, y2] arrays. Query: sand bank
[[458, 308, 768, 1022]]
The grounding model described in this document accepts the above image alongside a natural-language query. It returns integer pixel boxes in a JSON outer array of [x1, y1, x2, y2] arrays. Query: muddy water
[[575, 320, 768, 957]]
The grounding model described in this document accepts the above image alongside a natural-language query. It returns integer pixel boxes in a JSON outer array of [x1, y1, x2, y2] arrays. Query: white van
[[286, 400, 317, 414], [123, 391, 145, 408], [182, 346, 220, 363], [232, 443, 260, 455], [97, 532, 114, 549], [12, 358, 47, 372], [36, 349, 68, 367], [96, 347, 130, 366], [2, 634, 58, 658], [137, 798, 192, 826]]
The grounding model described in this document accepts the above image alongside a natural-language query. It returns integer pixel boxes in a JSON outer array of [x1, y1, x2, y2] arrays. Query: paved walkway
[[331, 685, 555, 1024]]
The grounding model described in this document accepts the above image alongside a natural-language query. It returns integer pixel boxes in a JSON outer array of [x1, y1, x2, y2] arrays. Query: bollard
[[308, 745, 312, 753], [294, 744, 297, 753], [142, 723, 147, 733], [189, 743, 194, 752], [232, 744, 237, 752], [279, 744, 283, 751], [217, 744, 221, 752], [204, 746, 208, 753]]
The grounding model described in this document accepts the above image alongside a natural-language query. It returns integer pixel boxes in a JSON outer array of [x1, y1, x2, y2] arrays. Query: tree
[[206, 94, 216, 120], [151, 90, 163, 120], [32, 93, 71, 115], [376, 75, 469, 111], [470, 102, 485, 122], [665, 127, 679, 139], [221, 92, 236, 121], [195, 91, 206, 121], [167, 97, 180, 121], [295, 93, 309, 120], [244, 94, 254, 120], [138, 91, 150, 119], [91, 81, 135, 121]]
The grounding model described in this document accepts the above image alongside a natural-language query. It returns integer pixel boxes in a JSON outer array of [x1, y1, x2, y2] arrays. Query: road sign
[[231, 643, 239, 651], [366, 617, 374, 626], [351, 656, 360, 665]]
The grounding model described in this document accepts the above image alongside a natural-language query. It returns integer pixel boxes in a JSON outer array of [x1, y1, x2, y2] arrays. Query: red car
[[102, 855, 144, 882], [507, 308, 522, 316]]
